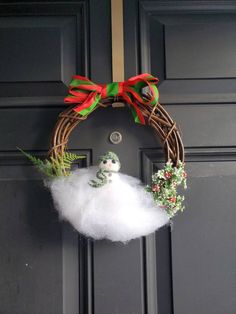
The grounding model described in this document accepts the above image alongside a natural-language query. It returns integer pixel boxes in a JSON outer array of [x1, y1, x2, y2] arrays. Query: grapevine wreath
[[21, 73, 187, 242]]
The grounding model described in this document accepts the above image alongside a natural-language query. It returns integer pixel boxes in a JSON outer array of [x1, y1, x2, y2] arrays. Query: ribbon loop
[[64, 73, 159, 124]]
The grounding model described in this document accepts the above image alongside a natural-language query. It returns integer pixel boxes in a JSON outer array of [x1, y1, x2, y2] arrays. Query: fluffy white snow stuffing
[[47, 167, 169, 242]]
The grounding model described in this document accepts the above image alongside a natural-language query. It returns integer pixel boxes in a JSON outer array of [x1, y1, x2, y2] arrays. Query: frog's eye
[[103, 160, 107, 164], [112, 159, 116, 164]]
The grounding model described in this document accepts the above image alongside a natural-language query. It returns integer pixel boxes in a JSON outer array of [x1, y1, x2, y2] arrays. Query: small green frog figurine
[[89, 151, 121, 188]]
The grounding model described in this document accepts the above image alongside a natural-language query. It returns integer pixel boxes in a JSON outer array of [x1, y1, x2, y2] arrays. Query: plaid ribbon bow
[[64, 73, 159, 124]]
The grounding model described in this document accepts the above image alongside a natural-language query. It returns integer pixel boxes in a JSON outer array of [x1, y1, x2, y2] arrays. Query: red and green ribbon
[[64, 73, 159, 124]]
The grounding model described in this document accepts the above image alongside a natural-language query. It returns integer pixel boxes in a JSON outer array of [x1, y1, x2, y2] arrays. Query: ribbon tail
[[73, 92, 101, 116], [64, 92, 88, 104], [130, 102, 145, 125], [127, 73, 158, 85]]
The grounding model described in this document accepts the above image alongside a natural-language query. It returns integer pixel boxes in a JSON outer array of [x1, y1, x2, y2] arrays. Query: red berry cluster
[[164, 171, 172, 179], [168, 197, 176, 203], [152, 184, 160, 192]]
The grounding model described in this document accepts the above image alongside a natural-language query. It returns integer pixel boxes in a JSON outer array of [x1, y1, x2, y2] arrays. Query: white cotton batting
[[47, 167, 169, 242]]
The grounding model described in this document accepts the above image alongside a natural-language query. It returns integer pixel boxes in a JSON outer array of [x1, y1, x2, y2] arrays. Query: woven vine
[[48, 97, 184, 174]]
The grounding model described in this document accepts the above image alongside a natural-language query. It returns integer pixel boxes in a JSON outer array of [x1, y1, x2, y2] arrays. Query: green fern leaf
[[64, 152, 85, 163], [18, 147, 44, 168], [62, 152, 86, 170], [18, 148, 55, 177], [19, 148, 86, 177]]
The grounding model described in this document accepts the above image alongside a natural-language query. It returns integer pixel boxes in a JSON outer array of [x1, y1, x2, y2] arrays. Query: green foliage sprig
[[146, 161, 187, 218], [18, 148, 85, 177]]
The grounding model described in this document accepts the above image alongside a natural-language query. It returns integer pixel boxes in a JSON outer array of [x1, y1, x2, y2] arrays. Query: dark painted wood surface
[[0, 173, 62, 314], [0, 2, 167, 313], [1, 1, 236, 314], [125, 1, 236, 313]]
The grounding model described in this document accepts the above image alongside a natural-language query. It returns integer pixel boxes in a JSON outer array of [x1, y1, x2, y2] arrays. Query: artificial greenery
[[146, 161, 187, 217], [18, 148, 85, 177]]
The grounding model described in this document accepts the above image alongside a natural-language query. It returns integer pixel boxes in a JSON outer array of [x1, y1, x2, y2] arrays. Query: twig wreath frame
[[20, 73, 187, 237], [49, 74, 184, 163], [49, 96, 184, 165], [48, 73, 187, 217]]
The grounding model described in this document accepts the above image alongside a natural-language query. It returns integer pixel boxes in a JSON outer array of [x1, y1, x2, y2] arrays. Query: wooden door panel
[[138, 2, 236, 104], [0, 160, 63, 314], [165, 19, 236, 79], [0, 17, 76, 83], [124, 1, 236, 313], [166, 104, 236, 147], [172, 152, 236, 314], [0, 3, 86, 107], [93, 240, 145, 314], [0, 1, 114, 314]]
